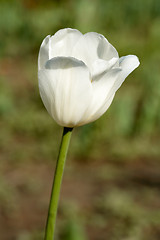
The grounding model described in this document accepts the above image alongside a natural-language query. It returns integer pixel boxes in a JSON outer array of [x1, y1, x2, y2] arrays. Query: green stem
[[44, 127, 73, 240]]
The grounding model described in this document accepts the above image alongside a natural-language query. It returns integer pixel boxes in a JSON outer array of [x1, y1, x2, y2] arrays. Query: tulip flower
[[38, 28, 139, 128], [38, 28, 140, 240]]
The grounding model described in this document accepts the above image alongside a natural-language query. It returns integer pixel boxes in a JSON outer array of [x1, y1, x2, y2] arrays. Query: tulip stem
[[44, 127, 73, 240]]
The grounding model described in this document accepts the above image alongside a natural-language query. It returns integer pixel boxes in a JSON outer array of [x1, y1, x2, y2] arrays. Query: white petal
[[85, 93, 115, 124], [85, 68, 121, 120], [86, 55, 140, 122], [119, 55, 140, 81], [38, 57, 93, 127], [73, 32, 119, 71], [91, 57, 118, 79], [38, 35, 50, 70], [49, 28, 82, 59], [110, 55, 140, 94]]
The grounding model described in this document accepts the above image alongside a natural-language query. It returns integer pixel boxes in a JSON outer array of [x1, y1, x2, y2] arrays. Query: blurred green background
[[0, 0, 160, 239]]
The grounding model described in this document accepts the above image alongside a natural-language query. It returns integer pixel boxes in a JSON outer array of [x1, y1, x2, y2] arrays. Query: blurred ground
[[0, 0, 160, 239], [0, 158, 160, 240]]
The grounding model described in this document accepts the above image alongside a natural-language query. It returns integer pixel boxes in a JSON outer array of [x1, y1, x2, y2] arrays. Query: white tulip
[[38, 28, 140, 127]]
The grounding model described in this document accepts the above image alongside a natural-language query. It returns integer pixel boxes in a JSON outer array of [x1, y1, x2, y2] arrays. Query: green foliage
[[0, 0, 160, 239], [0, 0, 159, 176], [58, 201, 88, 240]]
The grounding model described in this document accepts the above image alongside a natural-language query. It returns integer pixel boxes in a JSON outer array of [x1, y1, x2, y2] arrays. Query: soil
[[0, 158, 160, 240]]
